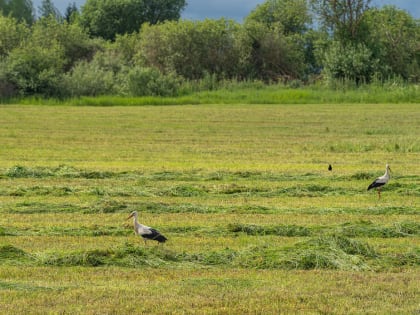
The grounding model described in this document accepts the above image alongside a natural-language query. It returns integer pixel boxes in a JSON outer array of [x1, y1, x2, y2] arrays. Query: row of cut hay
[[1, 235, 418, 270], [1, 221, 418, 238]]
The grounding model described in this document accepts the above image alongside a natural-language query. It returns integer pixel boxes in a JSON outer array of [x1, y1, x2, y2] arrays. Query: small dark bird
[[367, 164, 391, 199], [328, 164, 332, 171], [126, 211, 167, 244]]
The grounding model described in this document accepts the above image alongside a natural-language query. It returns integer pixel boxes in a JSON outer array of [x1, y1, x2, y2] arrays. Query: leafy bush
[[138, 19, 242, 80], [0, 60, 17, 97], [0, 15, 29, 57], [322, 41, 376, 84], [5, 40, 65, 96], [60, 59, 116, 97], [126, 66, 181, 96], [32, 16, 99, 71]]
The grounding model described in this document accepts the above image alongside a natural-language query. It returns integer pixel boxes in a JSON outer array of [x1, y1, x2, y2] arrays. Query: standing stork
[[367, 164, 391, 198], [126, 211, 167, 244]]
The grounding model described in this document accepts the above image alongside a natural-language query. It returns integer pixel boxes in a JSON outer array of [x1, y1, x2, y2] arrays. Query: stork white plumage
[[367, 164, 391, 198], [126, 211, 167, 244]]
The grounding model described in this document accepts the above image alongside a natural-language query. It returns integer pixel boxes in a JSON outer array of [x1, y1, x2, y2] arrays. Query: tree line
[[0, 0, 419, 98]]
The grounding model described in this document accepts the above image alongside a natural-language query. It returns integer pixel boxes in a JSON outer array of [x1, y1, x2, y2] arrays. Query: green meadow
[[0, 103, 419, 314]]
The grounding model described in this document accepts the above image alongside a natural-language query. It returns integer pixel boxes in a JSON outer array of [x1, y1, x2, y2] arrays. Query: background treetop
[[80, 0, 186, 40]]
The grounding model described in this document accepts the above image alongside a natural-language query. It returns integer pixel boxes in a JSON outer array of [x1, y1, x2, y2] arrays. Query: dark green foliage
[[239, 21, 306, 81], [0, 15, 29, 57], [80, 0, 186, 40], [5, 38, 65, 96], [363, 6, 420, 81], [246, 0, 310, 35], [138, 19, 242, 80], [322, 41, 375, 84], [127, 67, 181, 96], [310, 0, 371, 42], [0, 0, 34, 24], [31, 17, 98, 71], [60, 60, 116, 97], [64, 2, 78, 23], [38, 0, 62, 21]]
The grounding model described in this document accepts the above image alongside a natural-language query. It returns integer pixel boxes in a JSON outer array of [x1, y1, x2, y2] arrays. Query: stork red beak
[[126, 213, 134, 220]]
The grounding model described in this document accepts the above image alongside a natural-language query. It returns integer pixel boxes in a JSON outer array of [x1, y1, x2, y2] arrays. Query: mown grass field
[[0, 103, 419, 314]]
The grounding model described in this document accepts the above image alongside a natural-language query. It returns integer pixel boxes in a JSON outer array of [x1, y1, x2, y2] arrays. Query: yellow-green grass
[[0, 103, 419, 314], [1, 104, 419, 170], [1, 267, 418, 314]]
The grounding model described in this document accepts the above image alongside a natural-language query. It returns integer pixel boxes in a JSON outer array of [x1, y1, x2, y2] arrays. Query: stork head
[[386, 164, 391, 172], [126, 211, 138, 220]]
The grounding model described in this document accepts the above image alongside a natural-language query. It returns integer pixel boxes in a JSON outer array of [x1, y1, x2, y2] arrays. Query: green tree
[[0, 15, 30, 96], [5, 39, 65, 95], [3, 16, 98, 96], [363, 6, 420, 81], [80, 0, 186, 40], [138, 19, 242, 80], [311, 0, 371, 42], [31, 16, 98, 70], [0, 0, 35, 24], [246, 0, 310, 35], [243, 0, 311, 81], [322, 40, 375, 84], [239, 21, 306, 81], [0, 15, 29, 57], [38, 0, 62, 21], [64, 2, 78, 23]]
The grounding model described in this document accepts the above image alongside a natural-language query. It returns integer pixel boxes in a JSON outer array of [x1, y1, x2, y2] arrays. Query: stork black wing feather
[[142, 228, 167, 243], [367, 180, 385, 190]]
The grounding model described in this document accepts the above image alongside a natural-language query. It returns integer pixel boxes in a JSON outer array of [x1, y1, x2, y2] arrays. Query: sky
[[33, 0, 420, 21]]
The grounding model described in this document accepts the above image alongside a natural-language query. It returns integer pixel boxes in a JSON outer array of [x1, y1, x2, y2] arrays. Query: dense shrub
[[127, 66, 182, 96], [31, 16, 99, 71], [0, 15, 29, 57], [363, 6, 420, 82], [239, 21, 306, 81], [322, 41, 375, 84], [60, 59, 116, 97], [5, 40, 65, 96], [138, 19, 243, 80]]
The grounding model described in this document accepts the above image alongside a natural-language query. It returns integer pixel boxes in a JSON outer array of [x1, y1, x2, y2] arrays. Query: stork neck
[[132, 215, 138, 225]]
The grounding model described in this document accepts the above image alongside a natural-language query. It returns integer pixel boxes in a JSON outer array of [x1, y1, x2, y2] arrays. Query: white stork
[[126, 211, 167, 244], [367, 164, 391, 198]]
